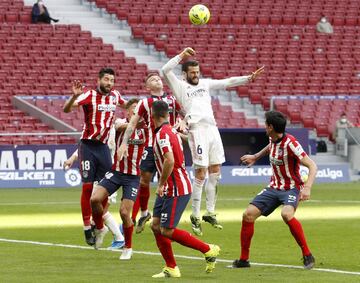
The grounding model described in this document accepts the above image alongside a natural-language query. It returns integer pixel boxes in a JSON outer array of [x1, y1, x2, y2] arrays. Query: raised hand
[[249, 66, 265, 81], [180, 47, 196, 59], [72, 80, 83, 97]]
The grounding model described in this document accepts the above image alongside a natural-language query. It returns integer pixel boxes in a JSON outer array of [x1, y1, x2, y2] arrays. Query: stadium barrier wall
[[0, 144, 350, 188]]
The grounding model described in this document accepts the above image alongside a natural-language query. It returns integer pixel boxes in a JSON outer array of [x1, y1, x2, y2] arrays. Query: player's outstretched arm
[[240, 144, 270, 167], [117, 113, 140, 160], [299, 156, 317, 201], [208, 66, 265, 90], [63, 80, 82, 113]]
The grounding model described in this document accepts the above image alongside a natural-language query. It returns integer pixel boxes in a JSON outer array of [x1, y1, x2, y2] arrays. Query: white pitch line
[[0, 238, 359, 276], [1, 199, 360, 206]]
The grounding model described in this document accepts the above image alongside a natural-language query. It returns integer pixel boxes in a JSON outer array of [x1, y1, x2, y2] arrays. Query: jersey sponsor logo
[[128, 138, 144, 145], [97, 104, 116, 112], [269, 156, 284, 166], [186, 88, 207, 98]]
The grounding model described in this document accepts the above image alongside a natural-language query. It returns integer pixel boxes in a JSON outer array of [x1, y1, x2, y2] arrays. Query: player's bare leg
[[190, 167, 206, 236], [203, 164, 223, 230]]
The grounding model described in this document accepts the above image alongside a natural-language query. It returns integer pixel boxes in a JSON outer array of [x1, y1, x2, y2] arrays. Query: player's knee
[[242, 210, 256, 222], [160, 227, 172, 238], [119, 206, 130, 220], [281, 211, 293, 222], [151, 221, 160, 233], [194, 168, 207, 181]]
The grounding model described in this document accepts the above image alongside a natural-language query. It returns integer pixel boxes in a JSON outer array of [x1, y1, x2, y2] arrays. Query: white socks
[[191, 178, 205, 218], [140, 210, 148, 217], [205, 173, 220, 214], [103, 211, 124, 241]]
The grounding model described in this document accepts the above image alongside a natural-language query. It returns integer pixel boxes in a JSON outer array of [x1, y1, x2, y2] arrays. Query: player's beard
[[186, 75, 199, 86], [99, 84, 111, 94]]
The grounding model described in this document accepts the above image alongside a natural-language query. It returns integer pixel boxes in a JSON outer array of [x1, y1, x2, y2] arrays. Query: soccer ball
[[189, 4, 210, 25]]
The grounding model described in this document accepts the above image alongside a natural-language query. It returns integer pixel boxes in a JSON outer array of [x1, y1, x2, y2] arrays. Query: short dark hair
[[182, 60, 199, 72], [265, 111, 287, 133], [99, 68, 115, 79], [126, 98, 139, 109], [145, 72, 160, 84], [152, 100, 169, 119]]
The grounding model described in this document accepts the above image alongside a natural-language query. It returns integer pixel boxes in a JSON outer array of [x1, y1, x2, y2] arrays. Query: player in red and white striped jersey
[[233, 111, 317, 269], [117, 73, 184, 234], [153, 120, 191, 197], [150, 100, 220, 278], [63, 68, 127, 246], [91, 99, 146, 258]]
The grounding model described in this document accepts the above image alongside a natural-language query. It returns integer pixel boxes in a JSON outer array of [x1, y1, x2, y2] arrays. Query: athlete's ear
[[182, 71, 187, 80]]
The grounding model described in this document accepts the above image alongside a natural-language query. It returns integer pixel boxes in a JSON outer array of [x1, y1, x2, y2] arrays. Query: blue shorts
[[250, 187, 300, 216], [78, 139, 112, 183], [153, 194, 191, 228], [98, 170, 140, 201], [140, 147, 157, 174]]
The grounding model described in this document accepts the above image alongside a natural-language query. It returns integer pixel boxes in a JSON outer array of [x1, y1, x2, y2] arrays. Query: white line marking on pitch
[[0, 238, 359, 276], [1, 199, 360, 206]]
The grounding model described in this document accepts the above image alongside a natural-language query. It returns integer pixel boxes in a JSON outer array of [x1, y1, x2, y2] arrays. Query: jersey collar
[[154, 121, 169, 133], [272, 133, 286, 144], [151, 93, 166, 99]]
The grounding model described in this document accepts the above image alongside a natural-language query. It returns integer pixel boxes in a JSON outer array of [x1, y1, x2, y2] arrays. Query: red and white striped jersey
[[135, 94, 181, 147], [268, 134, 307, 190], [75, 89, 126, 144], [112, 118, 145, 176], [153, 123, 192, 197]]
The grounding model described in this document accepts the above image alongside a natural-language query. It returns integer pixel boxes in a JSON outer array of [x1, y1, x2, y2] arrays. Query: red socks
[[171, 228, 210, 254], [139, 184, 150, 211], [287, 217, 311, 256], [131, 195, 140, 222], [154, 233, 177, 268], [81, 183, 93, 227], [131, 184, 149, 222], [123, 225, 134, 248], [240, 220, 254, 261]]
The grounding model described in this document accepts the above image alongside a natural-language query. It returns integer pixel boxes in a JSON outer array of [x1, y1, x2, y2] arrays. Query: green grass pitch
[[0, 183, 359, 282]]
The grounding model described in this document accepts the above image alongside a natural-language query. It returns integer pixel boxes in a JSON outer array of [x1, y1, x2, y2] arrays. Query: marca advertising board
[[0, 145, 350, 188]]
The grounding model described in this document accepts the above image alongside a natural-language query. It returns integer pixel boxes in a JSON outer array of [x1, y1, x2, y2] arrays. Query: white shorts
[[188, 124, 225, 168]]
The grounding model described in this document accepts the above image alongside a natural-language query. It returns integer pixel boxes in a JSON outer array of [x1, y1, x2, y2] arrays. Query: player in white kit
[[162, 47, 264, 235]]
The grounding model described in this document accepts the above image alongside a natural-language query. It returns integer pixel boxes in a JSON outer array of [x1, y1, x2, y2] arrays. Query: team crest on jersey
[[82, 170, 88, 178], [277, 148, 283, 156]]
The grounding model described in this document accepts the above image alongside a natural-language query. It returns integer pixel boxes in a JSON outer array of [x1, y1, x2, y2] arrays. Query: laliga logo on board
[[65, 169, 81, 187]]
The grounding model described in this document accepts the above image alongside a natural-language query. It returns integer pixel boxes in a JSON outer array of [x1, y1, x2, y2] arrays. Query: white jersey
[[162, 55, 251, 126]]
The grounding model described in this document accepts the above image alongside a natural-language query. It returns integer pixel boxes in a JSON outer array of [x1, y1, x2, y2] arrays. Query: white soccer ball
[[189, 4, 210, 25]]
